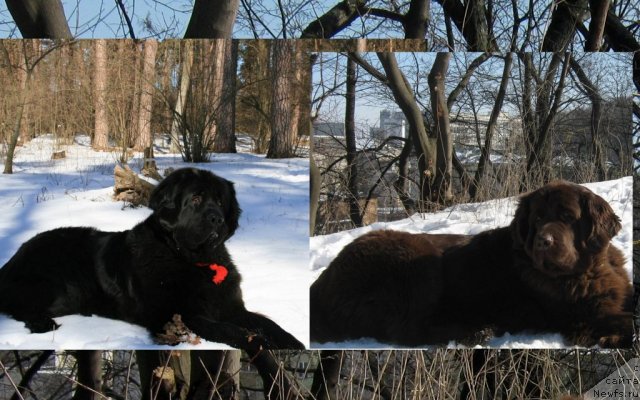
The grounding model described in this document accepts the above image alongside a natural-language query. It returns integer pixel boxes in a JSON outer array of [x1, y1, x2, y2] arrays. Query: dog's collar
[[195, 263, 228, 285]]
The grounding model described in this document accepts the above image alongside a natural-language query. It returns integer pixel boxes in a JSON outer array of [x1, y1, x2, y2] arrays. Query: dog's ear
[[223, 178, 242, 237], [511, 190, 535, 248], [582, 190, 621, 251], [149, 175, 180, 231]]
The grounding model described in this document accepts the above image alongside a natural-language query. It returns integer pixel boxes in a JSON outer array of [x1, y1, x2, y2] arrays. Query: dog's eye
[[215, 199, 222, 207], [560, 211, 574, 223], [192, 195, 203, 206]]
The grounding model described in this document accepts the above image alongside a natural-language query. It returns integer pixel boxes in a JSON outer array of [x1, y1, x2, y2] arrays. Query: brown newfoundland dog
[[310, 181, 632, 347]]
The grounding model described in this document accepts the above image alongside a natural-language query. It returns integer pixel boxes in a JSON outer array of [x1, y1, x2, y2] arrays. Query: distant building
[[313, 121, 345, 138], [451, 112, 520, 151], [370, 110, 407, 140]]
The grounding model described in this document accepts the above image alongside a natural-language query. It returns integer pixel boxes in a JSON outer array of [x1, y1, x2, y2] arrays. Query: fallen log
[[114, 164, 156, 206]]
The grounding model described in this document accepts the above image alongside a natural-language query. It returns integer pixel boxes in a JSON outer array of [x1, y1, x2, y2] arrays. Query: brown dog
[[310, 181, 632, 347]]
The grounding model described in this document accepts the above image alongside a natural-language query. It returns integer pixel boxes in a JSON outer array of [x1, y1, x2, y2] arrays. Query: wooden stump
[[51, 150, 66, 159], [114, 165, 156, 206], [141, 147, 163, 181]]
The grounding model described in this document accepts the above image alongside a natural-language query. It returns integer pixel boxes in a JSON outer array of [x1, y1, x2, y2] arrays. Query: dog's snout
[[536, 232, 554, 249], [209, 213, 224, 227]]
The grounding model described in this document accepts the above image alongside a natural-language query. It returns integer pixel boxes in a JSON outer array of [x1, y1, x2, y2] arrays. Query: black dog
[[0, 168, 304, 350]]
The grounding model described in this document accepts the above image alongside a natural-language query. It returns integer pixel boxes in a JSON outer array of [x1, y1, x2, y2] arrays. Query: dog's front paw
[[246, 333, 270, 352], [598, 334, 632, 348], [25, 317, 60, 333]]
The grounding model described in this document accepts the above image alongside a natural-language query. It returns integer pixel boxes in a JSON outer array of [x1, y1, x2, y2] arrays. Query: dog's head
[[511, 181, 621, 276], [149, 168, 241, 262]]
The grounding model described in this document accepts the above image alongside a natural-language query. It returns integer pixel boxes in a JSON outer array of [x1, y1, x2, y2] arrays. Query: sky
[[312, 52, 634, 135]]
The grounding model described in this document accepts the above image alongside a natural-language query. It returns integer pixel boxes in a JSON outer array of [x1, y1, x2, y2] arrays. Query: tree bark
[[404, 0, 430, 39], [428, 52, 453, 203], [134, 40, 158, 150], [300, 0, 366, 38], [603, 10, 640, 51], [213, 40, 238, 153], [377, 52, 436, 207], [3, 42, 31, 174], [434, 0, 496, 51], [170, 41, 194, 155], [310, 153, 321, 234], [6, 0, 72, 39], [345, 56, 362, 227], [585, 0, 609, 50], [184, 0, 240, 38], [72, 351, 103, 400], [267, 41, 298, 159], [541, 0, 588, 51], [93, 39, 109, 150]]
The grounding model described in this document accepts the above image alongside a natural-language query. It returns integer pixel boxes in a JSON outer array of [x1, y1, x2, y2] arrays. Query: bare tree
[[344, 56, 363, 227], [93, 39, 109, 150], [2, 40, 68, 173], [134, 40, 158, 151], [428, 52, 453, 202], [376, 52, 435, 208], [267, 41, 299, 158], [213, 40, 238, 153], [72, 351, 102, 400], [5, 0, 72, 39], [184, 0, 241, 38]]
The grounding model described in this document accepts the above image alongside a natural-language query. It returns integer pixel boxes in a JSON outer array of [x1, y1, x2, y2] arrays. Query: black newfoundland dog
[[0, 168, 304, 350], [310, 181, 632, 347]]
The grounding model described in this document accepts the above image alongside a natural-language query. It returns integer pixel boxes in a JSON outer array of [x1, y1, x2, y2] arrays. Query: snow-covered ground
[[310, 177, 633, 349], [0, 135, 310, 349]]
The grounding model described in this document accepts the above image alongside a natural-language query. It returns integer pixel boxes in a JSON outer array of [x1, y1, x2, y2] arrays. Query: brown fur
[[310, 181, 632, 347]]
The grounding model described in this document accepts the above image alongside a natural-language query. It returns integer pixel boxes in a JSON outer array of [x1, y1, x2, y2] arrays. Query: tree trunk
[[72, 351, 103, 400], [3, 42, 31, 174], [585, 0, 609, 50], [171, 41, 194, 155], [469, 52, 513, 200], [428, 52, 453, 203], [377, 52, 436, 208], [267, 41, 298, 159], [603, 10, 640, 51], [310, 153, 321, 234], [525, 53, 571, 185], [184, 0, 240, 38], [404, 0, 430, 39], [345, 56, 362, 227], [213, 40, 238, 153], [541, 0, 588, 51], [93, 39, 109, 150], [300, 0, 365, 39], [570, 56, 605, 180], [9, 351, 54, 400], [6, 0, 72, 39], [134, 40, 158, 150], [311, 351, 343, 400], [434, 0, 496, 51]]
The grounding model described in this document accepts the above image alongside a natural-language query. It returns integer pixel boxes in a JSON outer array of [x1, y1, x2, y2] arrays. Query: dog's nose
[[536, 233, 554, 249], [208, 213, 224, 227]]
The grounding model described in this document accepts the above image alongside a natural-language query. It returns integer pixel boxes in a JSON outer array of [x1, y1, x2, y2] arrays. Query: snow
[[310, 176, 633, 349], [0, 135, 310, 349]]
